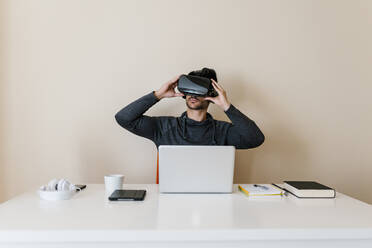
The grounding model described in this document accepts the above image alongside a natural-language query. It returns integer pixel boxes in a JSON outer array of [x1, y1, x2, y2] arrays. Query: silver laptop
[[159, 145, 236, 193]]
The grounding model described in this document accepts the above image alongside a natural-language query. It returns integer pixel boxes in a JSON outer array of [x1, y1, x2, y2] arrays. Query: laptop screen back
[[159, 145, 236, 193]]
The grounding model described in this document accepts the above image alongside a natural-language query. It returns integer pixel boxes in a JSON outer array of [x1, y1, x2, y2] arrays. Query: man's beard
[[186, 97, 209, 110]]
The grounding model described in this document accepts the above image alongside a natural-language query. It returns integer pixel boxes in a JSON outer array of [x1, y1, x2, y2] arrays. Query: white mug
[[104, 174, 124, 195]]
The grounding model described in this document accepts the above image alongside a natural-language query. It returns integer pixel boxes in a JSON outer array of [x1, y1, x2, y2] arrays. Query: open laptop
[[158, 145, 236, 193]]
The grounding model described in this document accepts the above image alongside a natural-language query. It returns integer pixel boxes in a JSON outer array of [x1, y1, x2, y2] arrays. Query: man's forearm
[[153, 91, 163, 101], [225, 104, 265, 148], [115, 91, 160, 128]]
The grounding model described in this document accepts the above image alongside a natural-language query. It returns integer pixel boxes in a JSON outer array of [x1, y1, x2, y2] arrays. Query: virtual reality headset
[[177, 74, 218, 98]]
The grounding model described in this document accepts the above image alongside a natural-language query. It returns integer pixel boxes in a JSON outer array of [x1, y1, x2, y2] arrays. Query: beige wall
[[1, 0, 371, 204]]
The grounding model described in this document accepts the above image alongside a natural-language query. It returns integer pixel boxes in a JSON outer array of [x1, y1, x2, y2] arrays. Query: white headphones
[[38, 178, 80, 200], [39, 178, 79, 191]]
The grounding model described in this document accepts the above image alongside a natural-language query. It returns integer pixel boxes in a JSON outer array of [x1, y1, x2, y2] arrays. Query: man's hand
[[204, 79, 231, 111], [154, 75, 185, 100]]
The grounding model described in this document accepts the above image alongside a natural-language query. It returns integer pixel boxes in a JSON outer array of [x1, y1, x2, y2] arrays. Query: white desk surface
[[0, 184, 372, 246]]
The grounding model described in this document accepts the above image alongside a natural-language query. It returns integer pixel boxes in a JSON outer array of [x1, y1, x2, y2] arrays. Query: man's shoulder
[[151, 116, 179, 126], [152, 115, 178, 121], [151, 116, 179, 134], [213, 118, 232, 129]]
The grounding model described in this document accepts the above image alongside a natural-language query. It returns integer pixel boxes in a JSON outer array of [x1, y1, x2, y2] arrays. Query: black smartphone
[[108, 190, 146, 201], [75, 184, 87, 191]]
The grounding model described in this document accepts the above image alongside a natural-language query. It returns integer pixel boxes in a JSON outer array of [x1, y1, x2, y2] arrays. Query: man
[[115, 68, 265, 149]]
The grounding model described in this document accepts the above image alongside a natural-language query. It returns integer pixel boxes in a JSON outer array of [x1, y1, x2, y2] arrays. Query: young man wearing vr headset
[[115, 68, 265, 149]]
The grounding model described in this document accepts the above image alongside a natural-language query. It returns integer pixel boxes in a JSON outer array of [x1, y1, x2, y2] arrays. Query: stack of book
[[239, 181, 336, 199]]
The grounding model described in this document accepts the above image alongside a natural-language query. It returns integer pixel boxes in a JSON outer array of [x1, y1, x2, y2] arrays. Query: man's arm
[[204, 79, 265, 149], [115, 91, 161, 140], [224, 104, 265, 149], [115, 75, 184, 141]]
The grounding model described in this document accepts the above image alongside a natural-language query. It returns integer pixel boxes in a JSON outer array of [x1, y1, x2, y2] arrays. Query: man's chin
[[186, 102, 207, 110], [188, 106, 204, 110]]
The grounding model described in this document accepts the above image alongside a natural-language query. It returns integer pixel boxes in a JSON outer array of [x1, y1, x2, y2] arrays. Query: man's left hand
[[204, 79, 231, 111]]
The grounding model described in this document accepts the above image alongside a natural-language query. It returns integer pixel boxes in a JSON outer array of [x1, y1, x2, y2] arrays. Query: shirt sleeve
[[224, 104, 265, 149], [114, 91, 161, 141]]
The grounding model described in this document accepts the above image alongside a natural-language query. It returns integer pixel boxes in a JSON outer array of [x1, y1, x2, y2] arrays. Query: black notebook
[[283, 181, 336, 198]]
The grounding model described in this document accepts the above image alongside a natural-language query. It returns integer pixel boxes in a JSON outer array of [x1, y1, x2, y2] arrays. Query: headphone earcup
[[58, 179, 77, 191], [47, 178, 59, 191], [57, 179, 67, 191]]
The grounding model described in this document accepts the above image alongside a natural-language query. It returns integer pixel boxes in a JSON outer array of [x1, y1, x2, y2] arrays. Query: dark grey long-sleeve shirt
[[115, 91, 265, 149]]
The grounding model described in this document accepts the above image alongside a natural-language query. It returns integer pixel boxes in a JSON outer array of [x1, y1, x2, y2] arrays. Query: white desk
[[0, 184, 371, 248]]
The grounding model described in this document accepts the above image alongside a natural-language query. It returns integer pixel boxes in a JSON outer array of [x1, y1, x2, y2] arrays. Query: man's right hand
[[154, 75, 184, 100]]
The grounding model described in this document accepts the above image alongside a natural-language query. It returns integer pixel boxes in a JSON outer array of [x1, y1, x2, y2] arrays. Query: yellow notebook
[[238, 184, 283, 196]]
